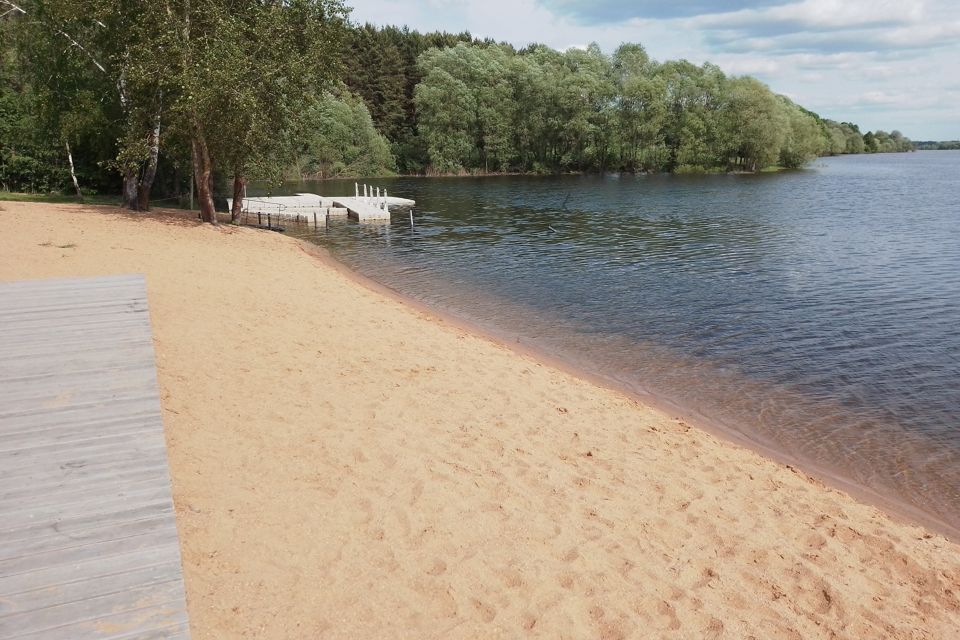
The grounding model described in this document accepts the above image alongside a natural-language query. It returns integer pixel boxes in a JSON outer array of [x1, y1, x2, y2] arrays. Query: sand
[[2, 200, 959, 639]]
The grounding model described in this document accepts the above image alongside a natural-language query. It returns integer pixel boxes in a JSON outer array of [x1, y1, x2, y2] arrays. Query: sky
[[345, 0, 959, 140]]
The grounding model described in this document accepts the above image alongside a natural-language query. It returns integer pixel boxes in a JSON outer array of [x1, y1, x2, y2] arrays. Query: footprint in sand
[[520, 611, 538, 631], [656, 600, 681, 631], [471, 598, 497, 623], [426, 558, 447, 576]]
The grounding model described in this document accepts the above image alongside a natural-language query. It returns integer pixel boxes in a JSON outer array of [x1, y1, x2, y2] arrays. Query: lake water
[[257, 151, 960, 535]]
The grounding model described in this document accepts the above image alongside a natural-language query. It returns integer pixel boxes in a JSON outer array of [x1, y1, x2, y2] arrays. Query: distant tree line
[[0, 8, 917, 211], [914, 140, 960, 151], [343, 32, 915, 175]]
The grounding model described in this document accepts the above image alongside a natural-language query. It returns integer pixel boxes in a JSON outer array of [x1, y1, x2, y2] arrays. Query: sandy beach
[[2, 200, 959, 639]]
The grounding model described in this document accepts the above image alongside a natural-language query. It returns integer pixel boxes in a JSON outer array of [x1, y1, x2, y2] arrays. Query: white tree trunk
[[64, 140, 81, 198]]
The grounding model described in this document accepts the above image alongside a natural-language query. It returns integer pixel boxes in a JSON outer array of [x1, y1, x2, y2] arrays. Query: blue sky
[[346, 0, 959, 140]]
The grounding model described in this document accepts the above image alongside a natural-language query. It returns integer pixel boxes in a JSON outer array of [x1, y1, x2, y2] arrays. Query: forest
[[0, 1, 916, 215], [343, 26, 914, 175], [914, 140, 960, 150]]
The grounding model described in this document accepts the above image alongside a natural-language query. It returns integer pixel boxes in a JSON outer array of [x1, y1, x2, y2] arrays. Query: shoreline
[[296, 238, 960, 543], [3, 201, 959, 638], [283, 148, 921, 183]]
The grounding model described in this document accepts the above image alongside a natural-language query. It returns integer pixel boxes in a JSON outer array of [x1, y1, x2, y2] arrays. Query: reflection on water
[[257, 151, 960, 534]]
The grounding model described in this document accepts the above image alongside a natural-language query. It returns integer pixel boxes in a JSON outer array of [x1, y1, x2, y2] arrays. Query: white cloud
[[687, 0, 926, 31], [711, 56, 782, 76]]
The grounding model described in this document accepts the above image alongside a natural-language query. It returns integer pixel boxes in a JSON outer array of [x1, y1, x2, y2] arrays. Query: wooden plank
[[0, 529, 180, 587], [0, 514, 177, 563], [0, 540, 181, 599], [0, 274, 191, 639], [0, 460, 171, 503], [0, 397, 162, 434], [0, 562, 185, 618], [1, 580, 187, 640]]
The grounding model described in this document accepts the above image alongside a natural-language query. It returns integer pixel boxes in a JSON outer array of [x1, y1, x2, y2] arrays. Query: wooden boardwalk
[[0, 274, 191, 639]]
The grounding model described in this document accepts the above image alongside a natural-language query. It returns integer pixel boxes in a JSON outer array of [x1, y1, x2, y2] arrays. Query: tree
[[719, 77, 787, 171], [4, 0, 161, 208], [292, 88, 395, 179], [117, 0, 349, 222], [414, 61, 474, 173], [415, 44, 517, 173], [778, 98, 824, 168], [612, 44, 666, 171], [658, 61, 728, 171]]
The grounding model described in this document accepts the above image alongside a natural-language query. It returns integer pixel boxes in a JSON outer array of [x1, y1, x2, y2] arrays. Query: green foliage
[[403, 35, 912, 175], [777, 97, 825, 169], [0, 8, 117, 193], [3, 0, 349, 209], [613, 43, 667, 171], [0, 63, 61, 192], [864, 130, 914, 153], [915, 140, 960, 150], [342, 24, 481, 174], [351, 25, 915, 175], [182, 0, 351, 183], [722, 76, 788, 171], [415, 44, 516, 173], [291, 88, 395, 178]]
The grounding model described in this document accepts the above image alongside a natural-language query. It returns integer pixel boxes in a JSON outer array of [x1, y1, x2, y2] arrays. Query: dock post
[[383, 190, 389, 213], [355, 182, 359, 198], [363, 184, 368, 202], [313, 211, 317, 228]]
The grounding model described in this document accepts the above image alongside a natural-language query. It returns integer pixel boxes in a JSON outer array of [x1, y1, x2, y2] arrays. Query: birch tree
[[5, 0, 163, 208]]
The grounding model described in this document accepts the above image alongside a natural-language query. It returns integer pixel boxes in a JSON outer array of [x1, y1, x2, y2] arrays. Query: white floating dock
[[227, 187, 414, 225], [332, 197, 389, 221]]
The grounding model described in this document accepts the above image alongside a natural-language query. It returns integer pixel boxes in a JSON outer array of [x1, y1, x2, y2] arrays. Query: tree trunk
[[137, 109, 162, 210], [64, 141, 82, 198], [231, 174, 245, 223], [191, 127, 216, 224], [122, 167, 139, 210]]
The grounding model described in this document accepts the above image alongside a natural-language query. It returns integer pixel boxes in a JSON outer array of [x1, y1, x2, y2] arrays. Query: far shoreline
[[282, 148, 920, 183]]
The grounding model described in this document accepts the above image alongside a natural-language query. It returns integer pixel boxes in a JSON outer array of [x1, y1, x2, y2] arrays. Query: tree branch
[[0, 0, 26, 15], [2, 1, 108, 75], [55, 29, 106, 74]]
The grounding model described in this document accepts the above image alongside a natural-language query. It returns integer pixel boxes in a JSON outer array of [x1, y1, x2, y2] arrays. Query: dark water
[[259, 151, 960, 534]]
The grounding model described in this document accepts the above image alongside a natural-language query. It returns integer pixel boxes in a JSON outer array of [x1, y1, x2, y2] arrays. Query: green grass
[[0, 191, 121, 206]]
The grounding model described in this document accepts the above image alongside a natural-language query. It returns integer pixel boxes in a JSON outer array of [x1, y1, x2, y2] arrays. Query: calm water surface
[[259, 151, 960, 534]]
